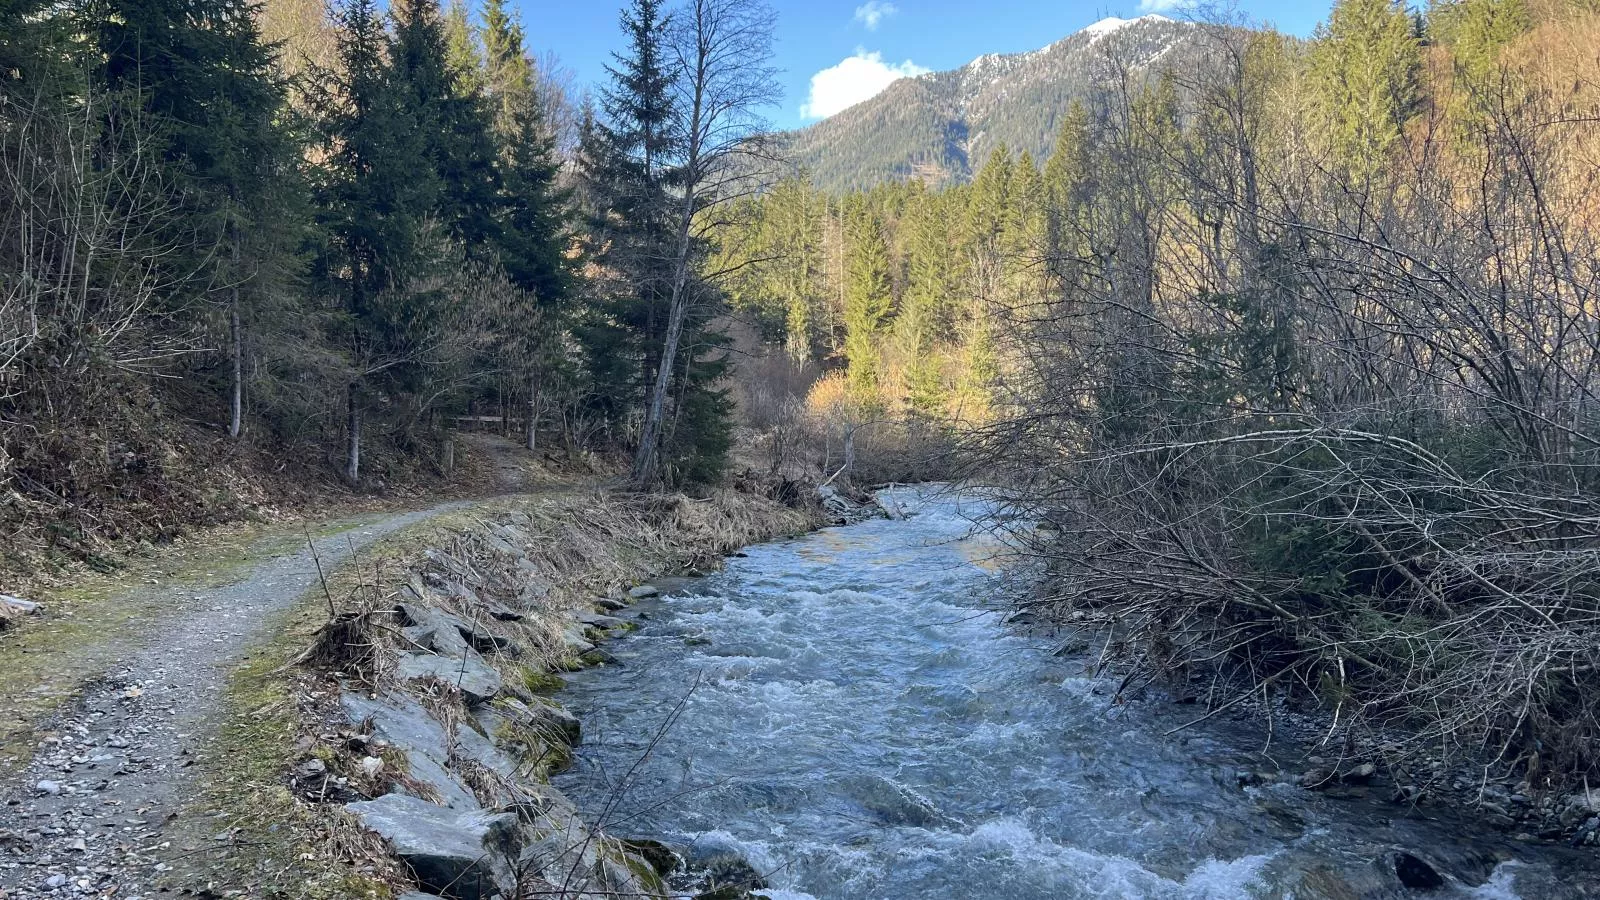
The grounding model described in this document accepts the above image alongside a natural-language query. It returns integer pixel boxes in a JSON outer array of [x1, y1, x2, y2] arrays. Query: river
[[553, 486, 1600, 899]]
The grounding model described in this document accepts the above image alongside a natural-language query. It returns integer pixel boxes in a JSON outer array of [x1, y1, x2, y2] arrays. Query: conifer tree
[[315, 0, 441, 481], [443, 0, 484, 93], [482, 0, 568, 301], [1310, 0, 1422, 176], [89, 0, 299, 438], [391, 0, 500, 249], [843, 203, 893, 399], [574, 0, 678, 440], [899, 192, 955, 415]]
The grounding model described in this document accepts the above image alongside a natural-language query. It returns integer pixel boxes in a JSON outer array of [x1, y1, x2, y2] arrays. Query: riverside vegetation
[[5, 0, 1600, 895], [710, 0, 1600, 846]]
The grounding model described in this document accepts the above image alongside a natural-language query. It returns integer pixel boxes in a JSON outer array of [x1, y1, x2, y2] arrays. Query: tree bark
[[228, 234, 242, 439], [631, 141, 700, 485], [526, 370, 539, 452], [229, 303, 242, 439], [345, 384, 361, 485]]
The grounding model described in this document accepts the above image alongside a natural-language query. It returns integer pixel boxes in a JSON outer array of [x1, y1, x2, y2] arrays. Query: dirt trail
[[0, 500, 475, 899]]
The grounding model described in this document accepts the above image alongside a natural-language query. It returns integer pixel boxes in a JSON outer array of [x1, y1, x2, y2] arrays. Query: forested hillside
[[783, 14, 1196, 191], [723, 0, 1600, 790], [0, 0, 781, 573]]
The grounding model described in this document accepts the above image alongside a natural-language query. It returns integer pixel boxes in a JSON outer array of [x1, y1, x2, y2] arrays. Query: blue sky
[[517, 1, 1334, 130]]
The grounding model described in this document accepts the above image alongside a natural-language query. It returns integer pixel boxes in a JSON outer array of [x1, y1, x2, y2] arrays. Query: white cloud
[[853, 1, 898, 31], [800, 50, 929, 119], [1137, 0, 1188, 11]]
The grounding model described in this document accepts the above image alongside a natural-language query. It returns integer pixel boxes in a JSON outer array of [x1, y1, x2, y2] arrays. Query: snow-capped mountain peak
[[785, 12, 1197, 191], [1082, 14, 1173, 42]]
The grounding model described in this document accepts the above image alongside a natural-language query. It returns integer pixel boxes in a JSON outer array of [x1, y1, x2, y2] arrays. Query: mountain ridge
[[783, 14, 1197, 192]]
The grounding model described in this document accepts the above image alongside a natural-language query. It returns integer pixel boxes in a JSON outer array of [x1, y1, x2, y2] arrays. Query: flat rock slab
[[346, 794, 520, 900], [395, 649, 502, 705], [341, 692, 483, 809], [627, 584, 660, 599], [575, 611, 628, 630]]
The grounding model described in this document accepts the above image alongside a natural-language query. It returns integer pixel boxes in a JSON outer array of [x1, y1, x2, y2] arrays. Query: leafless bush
[[985, 18, 1600, 788]]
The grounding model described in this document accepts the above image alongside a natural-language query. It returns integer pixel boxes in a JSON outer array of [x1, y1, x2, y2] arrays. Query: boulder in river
[[620, 838, 681, 876], [1392, 850, 1446, 890], [628, 584, 661, 599], [346, 794, 521, 900]]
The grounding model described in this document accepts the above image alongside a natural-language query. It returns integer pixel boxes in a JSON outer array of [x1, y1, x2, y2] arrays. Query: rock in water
[[1393, 851, 1446, 890], [346, 794, 520, 900], [621, 838, 682, 876], [628, 584, 660, 599]]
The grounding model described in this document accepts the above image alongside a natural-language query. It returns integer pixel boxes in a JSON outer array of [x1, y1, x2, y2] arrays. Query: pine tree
[[89, 0, 300, 438], [443, 0, 484, 93], [391, 0, 500, 249], [1042, 101, 1094, 291], [578, 0, 686, 472], [1431, 0, 1530, 123], [1310, 0, 1422, 177], [481, 0, 568, 301], [899, 192, 955, 415], [843, 202, 893, 400], [315, 0, 442, 481]]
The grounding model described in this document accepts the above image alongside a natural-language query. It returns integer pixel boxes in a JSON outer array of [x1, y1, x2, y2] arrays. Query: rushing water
[[554, 487, 1600, 899]]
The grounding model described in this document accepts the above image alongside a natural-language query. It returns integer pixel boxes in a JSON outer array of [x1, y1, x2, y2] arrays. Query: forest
[[0, 0, 770, 572], [6, 0, 1600, 802]]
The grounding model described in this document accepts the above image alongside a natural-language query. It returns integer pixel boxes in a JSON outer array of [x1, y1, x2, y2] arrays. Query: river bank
[[1013, 549, 1600, 855], [185, 478, 838, 899], [547, 485, 1600, 899]]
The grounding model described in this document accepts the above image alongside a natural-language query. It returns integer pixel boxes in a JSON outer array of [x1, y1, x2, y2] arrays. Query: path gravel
[[0, 501, 473, 899]]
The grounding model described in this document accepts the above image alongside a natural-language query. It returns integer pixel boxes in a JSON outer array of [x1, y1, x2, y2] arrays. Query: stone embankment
[[289, 485, 833, 899]]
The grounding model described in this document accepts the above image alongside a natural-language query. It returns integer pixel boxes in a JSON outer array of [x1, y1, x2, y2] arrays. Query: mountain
[[783, 15, 1198, 192]]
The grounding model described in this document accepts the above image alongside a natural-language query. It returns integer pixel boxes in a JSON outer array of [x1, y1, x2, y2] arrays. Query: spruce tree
[[391, 0, 500, 250], [843, 202, 893, 399], [315, 0, 442, 481], [89, 0, 299, 437], [575, 0, 678, 444], [1310, 0, 1422, 177], [482, 0, 568, 301]]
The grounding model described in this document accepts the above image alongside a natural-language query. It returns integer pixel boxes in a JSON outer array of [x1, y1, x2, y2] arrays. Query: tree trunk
[[228, 303, 242, 439], [526, 371, 539, 452], [228, 235, 242, 439], [631, 194, 697, 486], [346, 385, 361, 485]]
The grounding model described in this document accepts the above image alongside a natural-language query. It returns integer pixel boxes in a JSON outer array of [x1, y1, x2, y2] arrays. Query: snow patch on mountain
[[1082, 14, 1173, 42]]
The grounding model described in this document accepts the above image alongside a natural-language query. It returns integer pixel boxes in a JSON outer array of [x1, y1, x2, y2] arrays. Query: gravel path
[[0, 501, 474, 899]]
